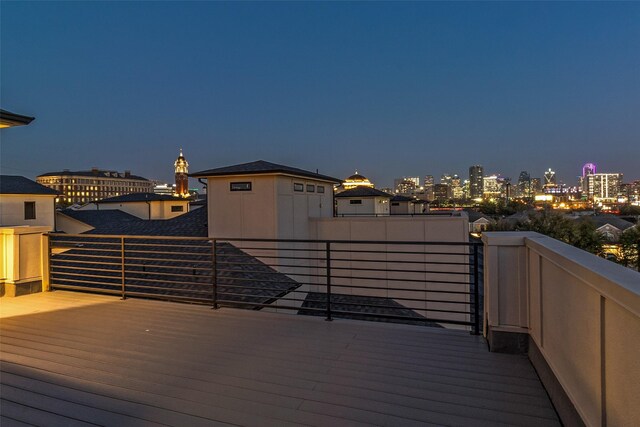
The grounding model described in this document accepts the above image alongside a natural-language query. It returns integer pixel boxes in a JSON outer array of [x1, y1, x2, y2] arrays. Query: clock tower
[[174, 149, 189, 197]]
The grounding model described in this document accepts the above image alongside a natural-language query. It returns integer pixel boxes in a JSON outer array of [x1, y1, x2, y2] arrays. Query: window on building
[[306, 184, 315, 192], [230, 182, 252, 191], [294, 183, 304, 192], [171, 205, 184, 212], [391, 202, 400, 206], [24, 202, 36, 220], [350, 200, 362, 205], [317, 185, 325, 193]]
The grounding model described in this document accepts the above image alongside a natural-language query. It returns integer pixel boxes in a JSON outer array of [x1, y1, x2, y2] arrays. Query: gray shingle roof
[[0, 109, 35, 126], [390, 195, 414, 202], [190, 160, 341, 183], [576, 215, 635, 231], [60, 206, 208, 237], [0, 175, 59, 195], [466, 210, 493, 222], [335, 187, 392, 198], [97, 193, 183, 203]]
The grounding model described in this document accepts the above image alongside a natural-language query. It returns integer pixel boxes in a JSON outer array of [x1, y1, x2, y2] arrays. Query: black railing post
[[472, 243, 480, 335], [212, 239, 218, 309], [325, 241, 332, 321], [120, 237, 126, 300]]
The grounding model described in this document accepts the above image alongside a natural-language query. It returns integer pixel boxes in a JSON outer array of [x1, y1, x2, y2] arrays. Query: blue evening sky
[[1, 2, 638, 187]]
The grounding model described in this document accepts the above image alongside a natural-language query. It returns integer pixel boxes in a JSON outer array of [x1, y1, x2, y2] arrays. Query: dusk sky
[[1, 2, 639, 188]]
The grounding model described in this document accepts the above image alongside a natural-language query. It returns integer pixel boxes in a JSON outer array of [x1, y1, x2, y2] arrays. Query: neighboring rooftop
[[190, 160, 342, 183], [390, 194, 415, 202], [60, 206, 208, 237], [38, 169, 148, 180], [0, 108, 35, 128], [0, 175, 59, 195], [575, 214, 636, 231], [334, 187, 392, 198], [466, 211, 493, 222], [96, 193, 184, 203]]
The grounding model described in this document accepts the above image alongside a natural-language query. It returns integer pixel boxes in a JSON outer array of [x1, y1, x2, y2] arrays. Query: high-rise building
[[424, 175, 434, 188], [394, 179, 418, 195], [36, 168, 153, 205], [582, 163, 597, 177], [581, 163, 597, 194], [433, 184, 451, 202], [543, 168, 556, 187], [483, 175, 503, 199], [586, 173, 623, 201], [174, 149, 189, 197], [531, 178, 542, 194], [469, 165, 483, 199], [450, 174, 463, 200], [517, 171, 531, 198]]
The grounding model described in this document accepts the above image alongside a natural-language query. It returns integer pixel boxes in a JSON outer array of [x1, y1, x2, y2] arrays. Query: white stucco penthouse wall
[[0, 194, 56, 228], [206, 174, 333, 240]]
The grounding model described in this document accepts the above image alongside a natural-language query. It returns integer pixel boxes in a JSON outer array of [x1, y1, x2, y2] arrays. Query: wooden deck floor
[[0, 291, 560, 426]]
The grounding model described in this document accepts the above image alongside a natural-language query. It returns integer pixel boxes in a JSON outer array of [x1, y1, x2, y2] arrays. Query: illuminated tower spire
[[174, 148, 189, 197]]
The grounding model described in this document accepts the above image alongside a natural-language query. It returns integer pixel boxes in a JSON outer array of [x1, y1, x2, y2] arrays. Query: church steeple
[[174, 148, 189, 197]]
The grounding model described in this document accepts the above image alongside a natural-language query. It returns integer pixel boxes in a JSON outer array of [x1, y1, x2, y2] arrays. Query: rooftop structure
[[0, 175, 58, 228], [0, 108, 34, 128], [341, 171, 374, 191], [335, 187, 392, 216]]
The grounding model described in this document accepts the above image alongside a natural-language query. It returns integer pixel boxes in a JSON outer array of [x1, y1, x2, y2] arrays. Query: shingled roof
[[335, 187, 392, 198], [0, 175, 59, 195], [190, 160, 341, 183], [60, 206, 208, 237], [0, 109, 35, 127]]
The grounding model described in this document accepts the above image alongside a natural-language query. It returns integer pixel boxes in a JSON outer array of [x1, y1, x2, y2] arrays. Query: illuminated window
[[294, 183, 304, 192], [306, 184, 315, 192], [317, 185, 325, 194], [350, 200, 362, 205], [171, 205, 184, 212], [230, 182, 252, 191], [24, 202, 36, 220]]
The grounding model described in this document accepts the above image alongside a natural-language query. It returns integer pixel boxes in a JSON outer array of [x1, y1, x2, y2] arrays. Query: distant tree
[[619, 205, 640, 216], [569, 219, 604, 256], [617, 226, 640, 269]]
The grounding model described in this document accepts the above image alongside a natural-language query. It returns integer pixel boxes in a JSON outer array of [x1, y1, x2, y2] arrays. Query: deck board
[[1, 292, 561, 426]]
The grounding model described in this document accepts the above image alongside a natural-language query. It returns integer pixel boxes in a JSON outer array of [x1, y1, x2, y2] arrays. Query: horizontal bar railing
[[47, 233, 483, 333]]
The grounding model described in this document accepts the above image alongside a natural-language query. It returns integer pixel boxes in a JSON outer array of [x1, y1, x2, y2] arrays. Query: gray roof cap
[[335, 187, 392, 198], [97, 193, 183, 203], [0, 175, 59, 195], [191, 160, 341, 183]]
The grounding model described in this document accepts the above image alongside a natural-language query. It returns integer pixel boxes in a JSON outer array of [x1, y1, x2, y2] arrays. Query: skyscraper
[[174, 149, 189, 197], [469, 165, 483, 199], [517, 171, 531, 198], [543, 168, 556, 187]]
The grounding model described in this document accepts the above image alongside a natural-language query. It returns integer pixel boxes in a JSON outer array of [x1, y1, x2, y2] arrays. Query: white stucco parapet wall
[[482, 231, 640, 427]]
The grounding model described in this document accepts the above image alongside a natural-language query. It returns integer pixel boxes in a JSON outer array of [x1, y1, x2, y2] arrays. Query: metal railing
[[47, 234, 483, 333]]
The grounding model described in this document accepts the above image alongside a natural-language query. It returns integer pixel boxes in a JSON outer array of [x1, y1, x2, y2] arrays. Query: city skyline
[[2, 2, 639, 186]]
